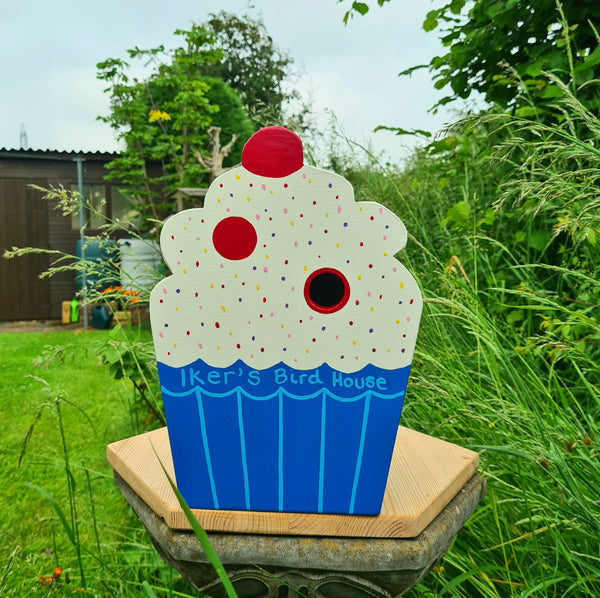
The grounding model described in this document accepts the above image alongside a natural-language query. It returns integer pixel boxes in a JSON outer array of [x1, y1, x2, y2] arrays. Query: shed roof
[[0, 147, 118, 160]]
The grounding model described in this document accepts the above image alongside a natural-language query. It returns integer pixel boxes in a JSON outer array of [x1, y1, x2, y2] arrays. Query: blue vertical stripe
[[318, 391, 327, 513], [236, 391, 251, 510], [349, 393, 371, 514], [195, 389, 219, 509], [278, 390, 284, 511]]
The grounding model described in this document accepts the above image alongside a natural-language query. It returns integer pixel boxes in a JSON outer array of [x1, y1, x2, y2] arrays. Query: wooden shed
[[0, 148, 127, 321]]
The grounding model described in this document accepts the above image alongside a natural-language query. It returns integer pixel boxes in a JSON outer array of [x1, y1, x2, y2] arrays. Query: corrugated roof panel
[[0, 147, 118, 158]]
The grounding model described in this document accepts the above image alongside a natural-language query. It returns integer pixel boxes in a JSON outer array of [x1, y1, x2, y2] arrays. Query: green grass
[[0, 330, 199, 597], [401, 270, 600, 597], [344, 86, 600, 595]]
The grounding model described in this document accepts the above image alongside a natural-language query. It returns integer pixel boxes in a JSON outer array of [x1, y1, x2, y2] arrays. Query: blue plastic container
[[118, 238, 161, 291], [75, 238, 119, 291]]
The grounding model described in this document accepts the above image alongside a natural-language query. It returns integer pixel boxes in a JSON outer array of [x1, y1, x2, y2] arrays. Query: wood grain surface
[[107, 426, 478, 538]]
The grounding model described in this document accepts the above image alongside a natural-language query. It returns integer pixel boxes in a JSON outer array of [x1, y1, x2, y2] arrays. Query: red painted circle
[[242, 126, 303, 178], [212, 217, 257, 260], [304, 268, 350, 314]]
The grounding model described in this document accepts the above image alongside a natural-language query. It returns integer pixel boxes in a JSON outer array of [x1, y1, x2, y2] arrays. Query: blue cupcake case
[[158, 359, 410, 515]]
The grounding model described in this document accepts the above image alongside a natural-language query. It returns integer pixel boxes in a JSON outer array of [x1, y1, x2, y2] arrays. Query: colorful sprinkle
[[152, 159, 420, 370]]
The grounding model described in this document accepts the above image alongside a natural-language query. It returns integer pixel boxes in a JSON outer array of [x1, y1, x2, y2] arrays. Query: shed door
[[0, 179, 51, 320]]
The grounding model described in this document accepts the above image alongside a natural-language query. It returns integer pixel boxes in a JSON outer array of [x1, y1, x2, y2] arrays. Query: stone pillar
[[114, 472, 485, 598]]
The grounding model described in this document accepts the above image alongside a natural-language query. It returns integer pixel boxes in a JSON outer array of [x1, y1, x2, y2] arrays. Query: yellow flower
[[148, 109, 171, 123]]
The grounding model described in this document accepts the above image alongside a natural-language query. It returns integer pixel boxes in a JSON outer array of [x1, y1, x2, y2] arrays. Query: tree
[[414, 0, 600, 117], [201, 76, 255, 168], [341, 1, 600, 118], [97, 24, 255, 222], [97, 14, 300, 225], [200, 11, 295, 120]]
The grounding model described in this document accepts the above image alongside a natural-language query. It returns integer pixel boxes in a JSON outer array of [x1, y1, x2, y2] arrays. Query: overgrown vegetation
[[0, 331, 201, 596], [343, 0, 600, 119], [402, 0, 600, 118], [338, 71, 600, 596], [4, 80, 599, 595]]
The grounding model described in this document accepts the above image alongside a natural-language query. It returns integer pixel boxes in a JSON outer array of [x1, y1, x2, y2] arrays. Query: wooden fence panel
[[0, 179, 51, 320]]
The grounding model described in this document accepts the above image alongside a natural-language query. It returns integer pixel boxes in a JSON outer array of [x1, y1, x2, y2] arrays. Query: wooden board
[[107, 426, 478, 539]]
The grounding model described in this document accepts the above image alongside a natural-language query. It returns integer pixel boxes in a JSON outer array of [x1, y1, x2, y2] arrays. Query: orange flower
[[53, 567, 62, 579]]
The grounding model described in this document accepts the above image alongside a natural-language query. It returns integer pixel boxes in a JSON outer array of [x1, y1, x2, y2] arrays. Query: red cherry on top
[[242, 126, 303, 178]]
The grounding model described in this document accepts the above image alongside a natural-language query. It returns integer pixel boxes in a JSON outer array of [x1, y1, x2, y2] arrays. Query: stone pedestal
[[108, 426, 485, 597], [115, 472, 485, 597]]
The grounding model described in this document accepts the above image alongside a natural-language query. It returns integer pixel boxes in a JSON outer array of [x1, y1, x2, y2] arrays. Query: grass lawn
[[0, 329, 198, 597], [1, 315, 598, 598]]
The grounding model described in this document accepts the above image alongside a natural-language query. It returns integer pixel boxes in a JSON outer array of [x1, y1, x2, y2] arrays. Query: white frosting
[[150, 164, 422, 373]]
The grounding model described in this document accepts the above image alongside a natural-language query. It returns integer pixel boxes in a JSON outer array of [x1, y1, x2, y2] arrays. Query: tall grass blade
[[18, 406, 44, 467], [0, 546, 18, 597], [25, 483, 76, 545], [83, 463, 102, 558], [150, 443, 238, 598], [25, 482, 86, 587], [439, 565, 503, 595], [141, 580, 159, 597]]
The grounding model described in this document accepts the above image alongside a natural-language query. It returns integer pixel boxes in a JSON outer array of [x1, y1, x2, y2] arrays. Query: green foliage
[[96, 325, 165, 431], [341, 0, 600, 124], [22, 379, 89, 588], [7, 21, 600, 592], [0, 331, 163, 595], [201, 11, 295, 121], [201, 76, 255, 168], [97, 25, 223, 220], [96, 12, 305, 225], [328, 73, 600, 596], [5, 183, 166, 431], [6, 184, 159, 297], [0, 329, 223, 596], [97, 15, 287, 224], [340, 0, 392, 24], [406, 0, 600, 118]]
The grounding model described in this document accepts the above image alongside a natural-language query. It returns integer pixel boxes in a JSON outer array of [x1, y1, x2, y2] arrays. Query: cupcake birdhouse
[[149, 126, 423, 515]]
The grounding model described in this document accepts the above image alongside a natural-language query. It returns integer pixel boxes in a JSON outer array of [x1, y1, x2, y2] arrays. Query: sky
[[0, 0, 466, 165]]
